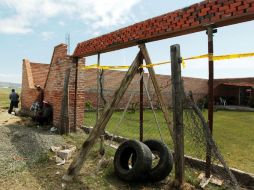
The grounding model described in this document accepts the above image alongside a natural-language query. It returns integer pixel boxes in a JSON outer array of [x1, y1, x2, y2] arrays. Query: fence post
[[139, 53, 144, 142], [171, 44, 184, 186]]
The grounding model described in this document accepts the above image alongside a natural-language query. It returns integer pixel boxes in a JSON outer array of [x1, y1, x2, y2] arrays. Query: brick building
[[214, 78, 254, 106]]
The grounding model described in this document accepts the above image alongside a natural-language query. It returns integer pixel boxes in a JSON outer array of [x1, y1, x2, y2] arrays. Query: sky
[[0, 0, 254, 83]]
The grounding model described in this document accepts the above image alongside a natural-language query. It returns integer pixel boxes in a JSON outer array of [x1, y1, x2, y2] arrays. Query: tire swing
[[114, 140, 152, 181], [113, 71, 173, 182], [143, 139, 173, 182]]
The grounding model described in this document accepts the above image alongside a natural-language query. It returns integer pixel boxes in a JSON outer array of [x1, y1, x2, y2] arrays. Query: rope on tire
[[143, 72, 164, 143]]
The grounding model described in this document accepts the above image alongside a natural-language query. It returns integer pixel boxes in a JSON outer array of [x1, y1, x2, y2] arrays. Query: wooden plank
[[63, 51, 141, 181], [139, 44, 175, 144], [171, 44, 184, 186], [60, 68, 71, 134]]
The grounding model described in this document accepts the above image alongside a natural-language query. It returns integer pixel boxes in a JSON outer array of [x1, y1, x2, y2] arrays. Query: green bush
[[85, 101, 94, 110]]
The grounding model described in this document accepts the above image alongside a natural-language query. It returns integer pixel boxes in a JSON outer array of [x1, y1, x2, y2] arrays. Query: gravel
[[0, 112, 65, 178]]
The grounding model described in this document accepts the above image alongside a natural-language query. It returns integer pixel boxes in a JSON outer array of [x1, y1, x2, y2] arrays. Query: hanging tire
[[114, 140, 152, 181], [143, 139, 173, 182]]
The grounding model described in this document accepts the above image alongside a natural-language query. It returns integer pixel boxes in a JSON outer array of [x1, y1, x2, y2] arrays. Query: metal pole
[[206, 26, 216, 178], [96, 53, 100, 122], [139, 54, 144, 142]]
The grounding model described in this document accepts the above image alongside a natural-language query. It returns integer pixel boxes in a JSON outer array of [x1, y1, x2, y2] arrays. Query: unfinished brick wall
[[21, 60, 49, 110], [74, 0, 254, 57], [21, 44, 86, 131], [44, 44, 85, 131]]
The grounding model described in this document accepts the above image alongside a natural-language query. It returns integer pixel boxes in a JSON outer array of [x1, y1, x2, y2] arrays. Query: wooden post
[[74, 58, 78, 132], [63, 52, 141, 181], [97, 53, 105, 155], [139, 44, 175, 145], [96, 53, 101, 121], [60, 68, 71, 134], [171, 44, 184, 186], [139, 54, 144, 142]]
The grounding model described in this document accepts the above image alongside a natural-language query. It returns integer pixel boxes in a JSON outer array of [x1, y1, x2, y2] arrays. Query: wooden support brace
[[63, 51, 142, 181], [139, 44, 175, 145]]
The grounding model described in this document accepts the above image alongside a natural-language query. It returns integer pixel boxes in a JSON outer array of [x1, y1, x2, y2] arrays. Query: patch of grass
[[212, 110, 254, 173], [0, 88, 21, 109]]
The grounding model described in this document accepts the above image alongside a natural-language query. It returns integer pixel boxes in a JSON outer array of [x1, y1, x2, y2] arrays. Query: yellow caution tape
[[213, 52, 254, 60], [182, 59, 186, 68], [82, 52, 254, 70], [184, 54, 209, 60]]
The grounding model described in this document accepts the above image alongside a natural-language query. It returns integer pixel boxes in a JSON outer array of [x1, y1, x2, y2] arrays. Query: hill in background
[[0, 82, 21, 89]]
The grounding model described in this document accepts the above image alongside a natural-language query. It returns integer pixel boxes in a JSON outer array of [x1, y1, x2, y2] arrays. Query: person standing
[[35, 85, 44, 108], [30, 85, 44, 118], [8, 89, 19, 114]]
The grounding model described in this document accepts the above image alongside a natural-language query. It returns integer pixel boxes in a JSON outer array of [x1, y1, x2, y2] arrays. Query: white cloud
[[41, 31, 55, 41], [0, 0, 141, 34], [0, 15, 32, 34], [58, 21, 66, 26]]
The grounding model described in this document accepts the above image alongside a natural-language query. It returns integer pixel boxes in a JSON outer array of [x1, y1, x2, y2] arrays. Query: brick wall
[[44, 44, 86, 131], [21, 59, 49, 110], [82, 69, 208, 108], [74, 0, 254, 57], [21, 44, 86, 131]]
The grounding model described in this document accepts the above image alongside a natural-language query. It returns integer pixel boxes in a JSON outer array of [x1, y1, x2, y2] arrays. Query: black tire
[[143, 139, 173, 182], [114, 140, 152, 181]]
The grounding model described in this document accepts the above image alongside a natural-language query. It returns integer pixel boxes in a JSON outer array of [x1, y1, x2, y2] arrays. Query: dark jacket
[[36, 89, 44, 105], [9, 92, 19, 102]]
